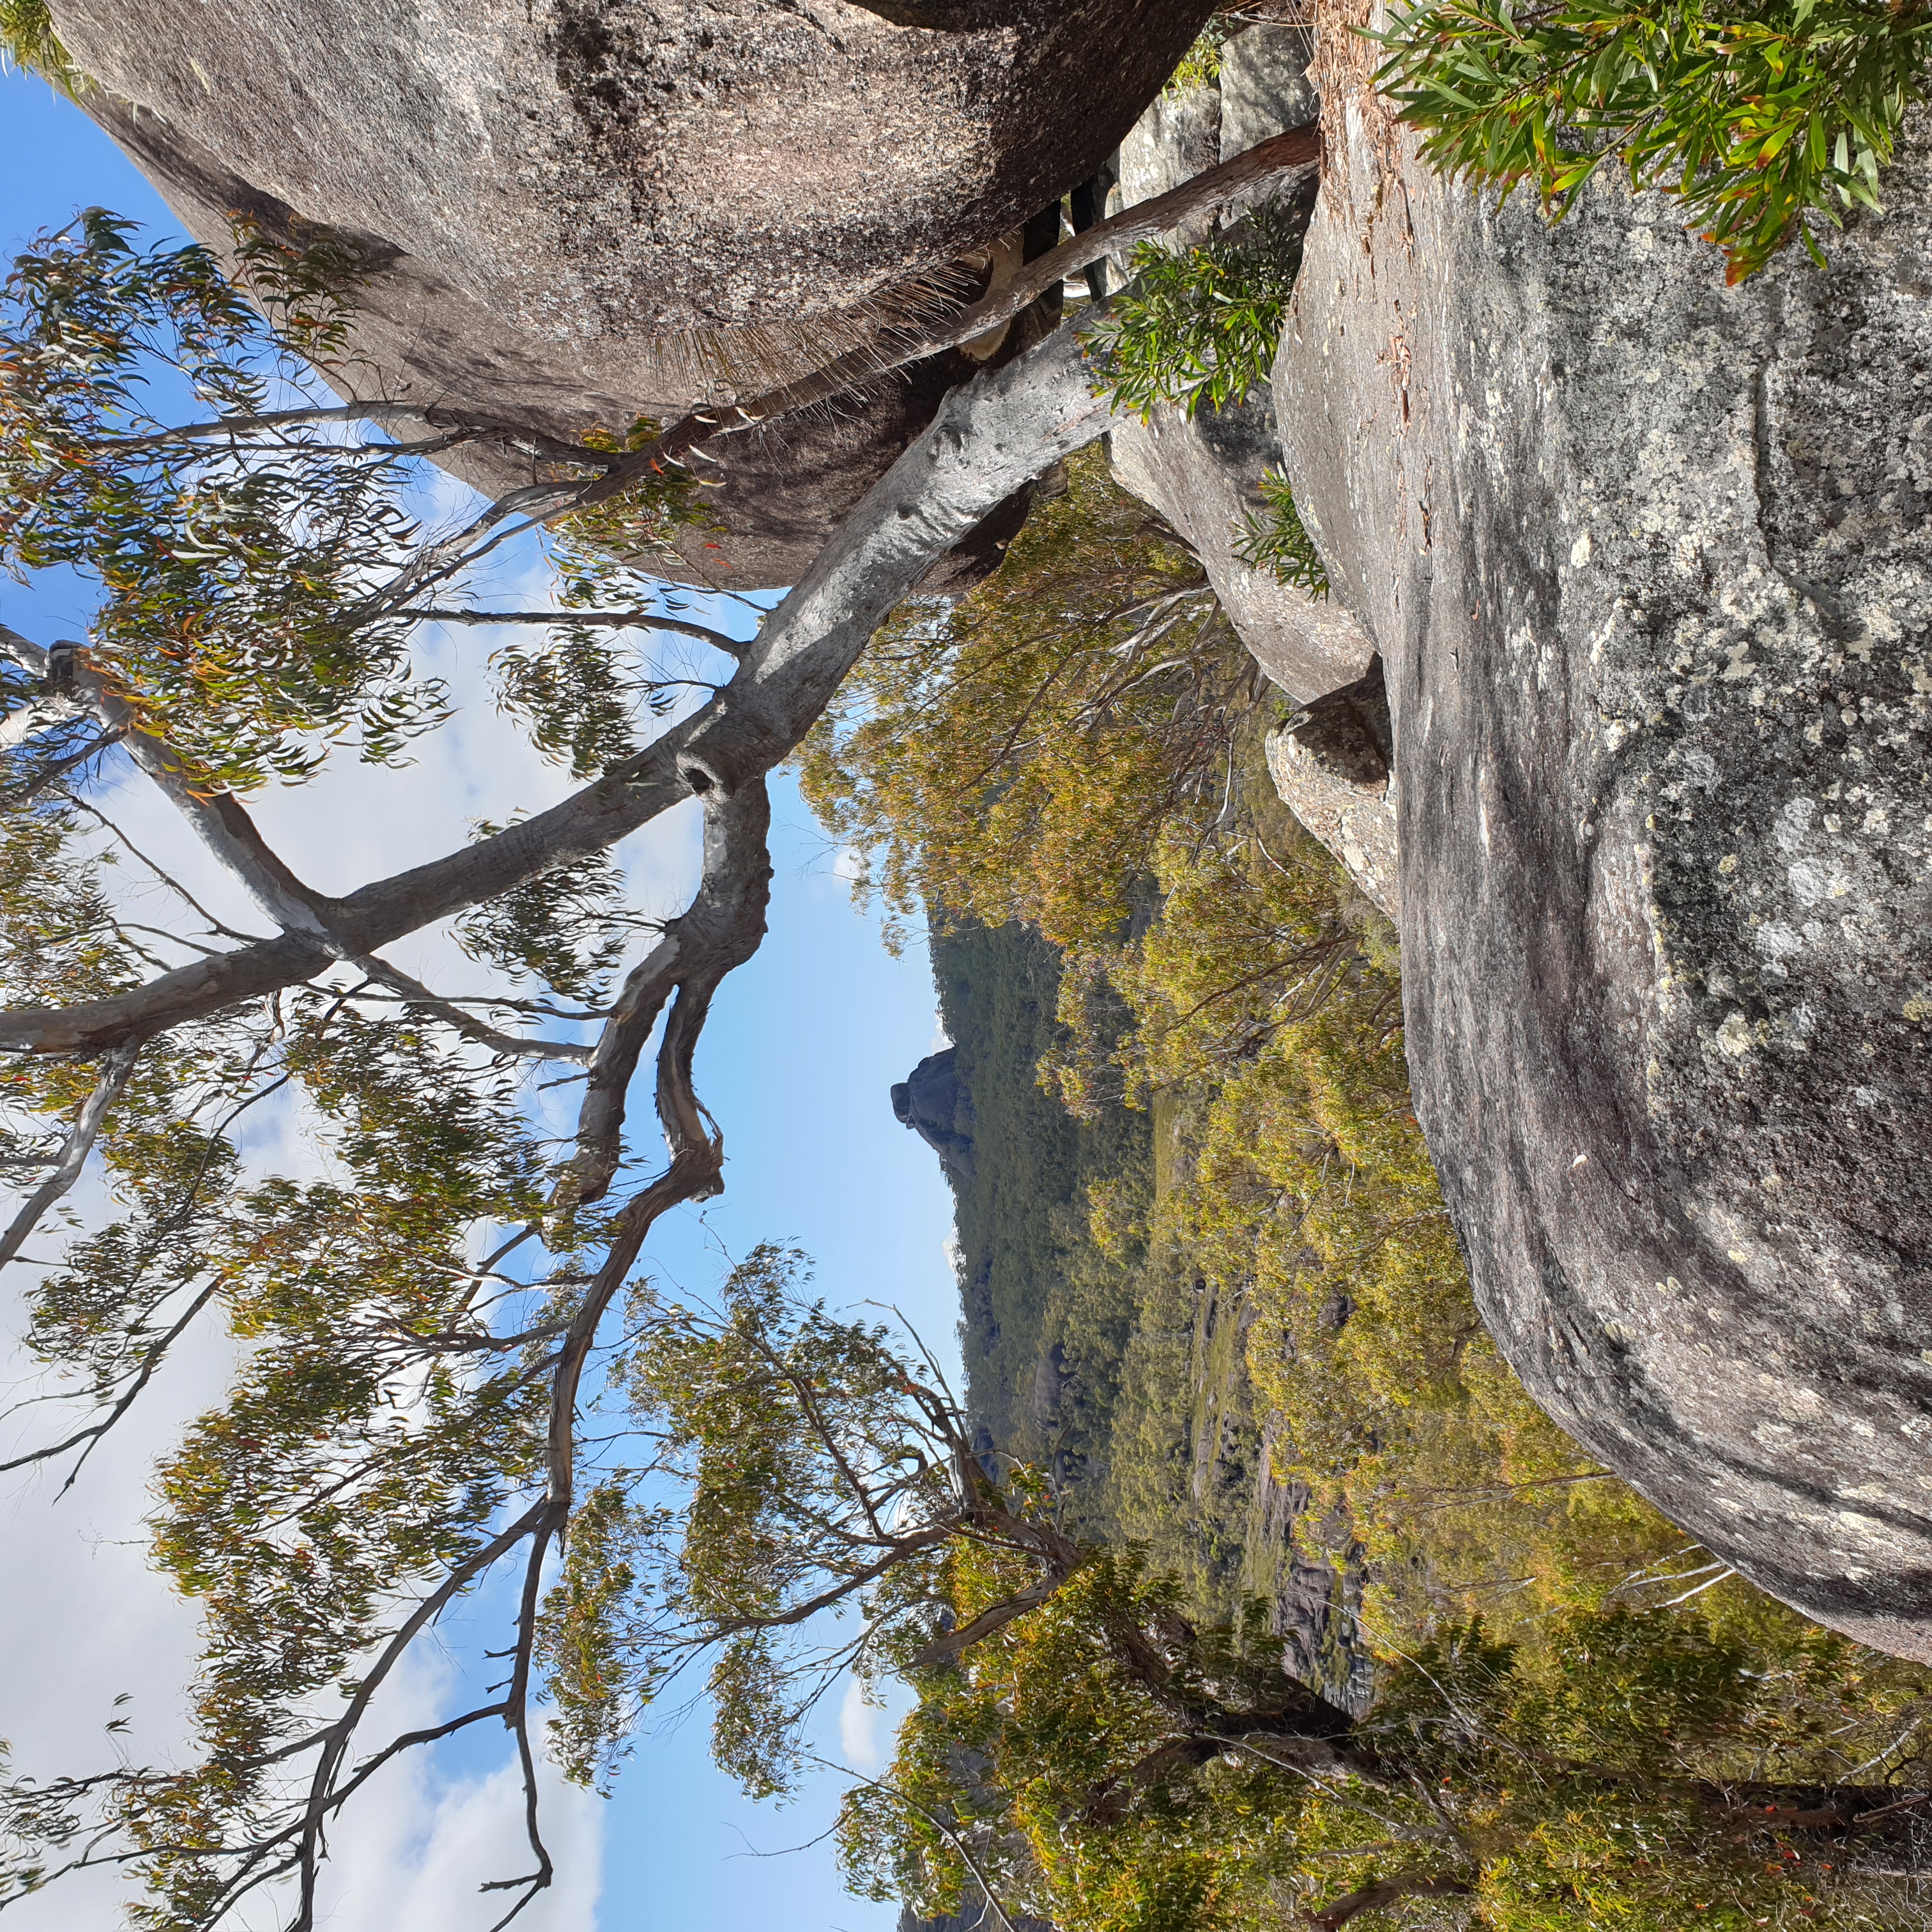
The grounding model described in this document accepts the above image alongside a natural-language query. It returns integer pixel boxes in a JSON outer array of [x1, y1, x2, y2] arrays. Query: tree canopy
[[0, 197, 1138, 1928]]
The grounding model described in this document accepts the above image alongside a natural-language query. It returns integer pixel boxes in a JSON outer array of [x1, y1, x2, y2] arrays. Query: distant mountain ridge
[[898, 916, 1371, 1712]]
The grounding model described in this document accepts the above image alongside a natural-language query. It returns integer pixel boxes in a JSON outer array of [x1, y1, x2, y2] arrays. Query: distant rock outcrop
[[1277, 83, 1932, 1660], [892, 1046, 977, 1188], [54, 0, 1213, 585]]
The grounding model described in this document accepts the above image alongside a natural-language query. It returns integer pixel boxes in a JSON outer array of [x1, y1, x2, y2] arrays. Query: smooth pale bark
[[0, 1043, 138, 1266], [0, 312, 1122, 1057], [565, 781, 772, 1205]]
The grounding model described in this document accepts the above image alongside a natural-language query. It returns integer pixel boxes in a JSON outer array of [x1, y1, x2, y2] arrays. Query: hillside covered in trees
[[811, 445, 1932, 1931]]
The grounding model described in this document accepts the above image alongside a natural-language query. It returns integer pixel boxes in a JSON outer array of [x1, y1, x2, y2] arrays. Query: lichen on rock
[[1276, 86, 1932, 1659]]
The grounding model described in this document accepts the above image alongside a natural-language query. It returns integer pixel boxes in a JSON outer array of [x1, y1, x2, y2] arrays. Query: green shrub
[[1372, 0, 1932, 280], [1087, 202, 1308, 421], [1, 0, 80, 91], [1232, 467, 1329, 595], [1163, 20, 1234, 93]]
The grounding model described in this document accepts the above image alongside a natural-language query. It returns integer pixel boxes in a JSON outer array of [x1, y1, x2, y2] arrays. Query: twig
[[0, 1043, 139, 1269], [396, 607, 746, 656], [353, 954, 593, 1064]]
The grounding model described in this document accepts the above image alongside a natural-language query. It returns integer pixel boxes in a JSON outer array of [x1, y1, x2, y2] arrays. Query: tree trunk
[[0, 314, 1121, 1057]]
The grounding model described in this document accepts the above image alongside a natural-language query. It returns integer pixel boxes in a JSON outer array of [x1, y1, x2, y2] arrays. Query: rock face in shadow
[[1276, 92, 1932, 1659], [73, 87, 941, 588], [59, 0, 1209, 586], [1103, 30, 1377, 698], [1264, 658, 1399, 917]]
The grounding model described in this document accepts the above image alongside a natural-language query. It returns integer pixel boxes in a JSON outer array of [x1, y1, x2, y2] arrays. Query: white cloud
[[318, 1730, 605, 1932], [836, 1673, 916, 1783], [838, 1676, 884, 1774]]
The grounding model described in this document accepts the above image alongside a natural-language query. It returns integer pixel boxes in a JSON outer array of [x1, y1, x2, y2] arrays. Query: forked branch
[[0, 291, 1144, 1930], [0, 298, 1121, 1059]]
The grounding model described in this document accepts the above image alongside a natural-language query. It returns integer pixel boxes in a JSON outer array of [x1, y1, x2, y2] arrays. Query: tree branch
[[395, 607, 746, 657], [1305, 1873, 1471, 1930], [0, 726, 126, 811], [563, 781, 772, 1207], [0, 1042, 139, 1269], [94, 401, 625, 475], [291, 1498, 555, 1932], [0, 303, 1121, 1057], [916, 1560, 1080, 1667], [0, 690, 87, 753], [353, 954, 593, 1064], [1, 627, 346, 947]]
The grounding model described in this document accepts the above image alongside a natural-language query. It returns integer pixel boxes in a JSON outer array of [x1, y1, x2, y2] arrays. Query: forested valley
[[804, 447, 1932, 1932]]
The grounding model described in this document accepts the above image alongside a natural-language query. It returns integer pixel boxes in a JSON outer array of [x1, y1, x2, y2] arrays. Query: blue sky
[[0, 62, 962, 1932]]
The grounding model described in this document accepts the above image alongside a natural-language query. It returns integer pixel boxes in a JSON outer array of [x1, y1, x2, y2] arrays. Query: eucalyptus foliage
[[529, 1243, 1094, 1802], [1373, 0, 1932, 280], [454, 824, 652, 1000], [1232, 466, 1329, 595], [840, 1551, 1932, 1932], [0, 0, 77, 93], [799, 447, 1259, 954], [1086, 201, 1310, 422], [0, 213, 445, 788], [0, 215, 768, 1928]]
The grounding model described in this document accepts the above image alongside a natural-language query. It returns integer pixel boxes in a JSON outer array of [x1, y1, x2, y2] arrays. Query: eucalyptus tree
[[0, 127, 1319, 1931]]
